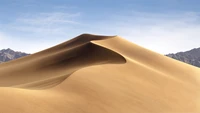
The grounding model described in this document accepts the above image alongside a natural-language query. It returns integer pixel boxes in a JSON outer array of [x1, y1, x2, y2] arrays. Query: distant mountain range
[[0, 48, 29, 63], [1, 47, 200, 68], [166, 48, 200, 67]]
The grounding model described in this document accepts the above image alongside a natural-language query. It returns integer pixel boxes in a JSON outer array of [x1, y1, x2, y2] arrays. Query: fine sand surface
[[0, 34, 200, 113]]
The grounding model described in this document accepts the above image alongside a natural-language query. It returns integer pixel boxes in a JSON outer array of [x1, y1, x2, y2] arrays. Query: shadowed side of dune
[[0, 42, 126, 89], [0, 34, 115, 66]]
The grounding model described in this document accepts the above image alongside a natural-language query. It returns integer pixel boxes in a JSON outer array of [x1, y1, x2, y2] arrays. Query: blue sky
[[1, 0, 200, 54]]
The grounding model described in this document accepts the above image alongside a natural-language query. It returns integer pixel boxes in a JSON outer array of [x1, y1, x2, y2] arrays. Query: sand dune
[[0, 34, 200, 113]]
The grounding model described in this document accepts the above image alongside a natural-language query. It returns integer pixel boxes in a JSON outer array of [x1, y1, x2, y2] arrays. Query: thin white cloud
[[53, 5, 77, 10], [17, 12, 81, 25], [8, 12, 81, 35], [0, 11, 82, 53], [89, 12, 200, 54]]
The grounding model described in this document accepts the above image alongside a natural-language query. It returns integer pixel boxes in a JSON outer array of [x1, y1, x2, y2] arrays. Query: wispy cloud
[[53, 5, 77, 10], [1, 11, 83, 53], [11, 12, 81, 34], [17, 12, 81, 25], [88, 11, 200, 54]]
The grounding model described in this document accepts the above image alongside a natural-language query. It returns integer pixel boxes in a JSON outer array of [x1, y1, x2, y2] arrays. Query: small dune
[[0, 34, 200, 113]]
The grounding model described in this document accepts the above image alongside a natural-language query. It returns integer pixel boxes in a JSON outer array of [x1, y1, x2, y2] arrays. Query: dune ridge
[[0, 34, 126, 89], [0, 34, 200, 113]]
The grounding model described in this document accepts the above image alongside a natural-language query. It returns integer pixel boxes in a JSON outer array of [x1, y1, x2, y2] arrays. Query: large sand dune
[[0, 34, 200, 113]]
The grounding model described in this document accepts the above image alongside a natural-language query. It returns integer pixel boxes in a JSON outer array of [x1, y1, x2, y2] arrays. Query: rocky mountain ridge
[[166, 47, 200, 67], [0, 48, 29, 63]]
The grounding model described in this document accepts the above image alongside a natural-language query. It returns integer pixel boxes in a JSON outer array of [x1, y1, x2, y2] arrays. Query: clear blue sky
[[1, 0, 200, 54]]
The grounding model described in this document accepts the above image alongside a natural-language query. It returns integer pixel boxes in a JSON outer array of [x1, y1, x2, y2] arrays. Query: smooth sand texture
[[0, 34, 200, 113]]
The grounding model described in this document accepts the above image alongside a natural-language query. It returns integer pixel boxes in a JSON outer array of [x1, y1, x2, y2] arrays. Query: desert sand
[[0, 34, 199, 113]]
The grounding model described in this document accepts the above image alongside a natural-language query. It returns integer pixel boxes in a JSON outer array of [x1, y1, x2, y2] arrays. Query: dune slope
[[0, 34, 200, 113]]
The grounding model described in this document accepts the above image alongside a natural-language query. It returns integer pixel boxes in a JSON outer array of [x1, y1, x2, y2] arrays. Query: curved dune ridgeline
[[0, 34, 200, 113]]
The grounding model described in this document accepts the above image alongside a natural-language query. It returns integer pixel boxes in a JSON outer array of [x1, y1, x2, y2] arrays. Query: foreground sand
[[0, 34, 200, 113]]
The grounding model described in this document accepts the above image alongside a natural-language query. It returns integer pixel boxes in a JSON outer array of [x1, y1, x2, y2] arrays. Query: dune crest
[[0, 34, 125, 89], [0, 34, 200, 113]]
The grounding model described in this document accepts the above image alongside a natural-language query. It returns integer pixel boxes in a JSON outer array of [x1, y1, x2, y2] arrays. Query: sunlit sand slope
[[0, 34, 199, 113]]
